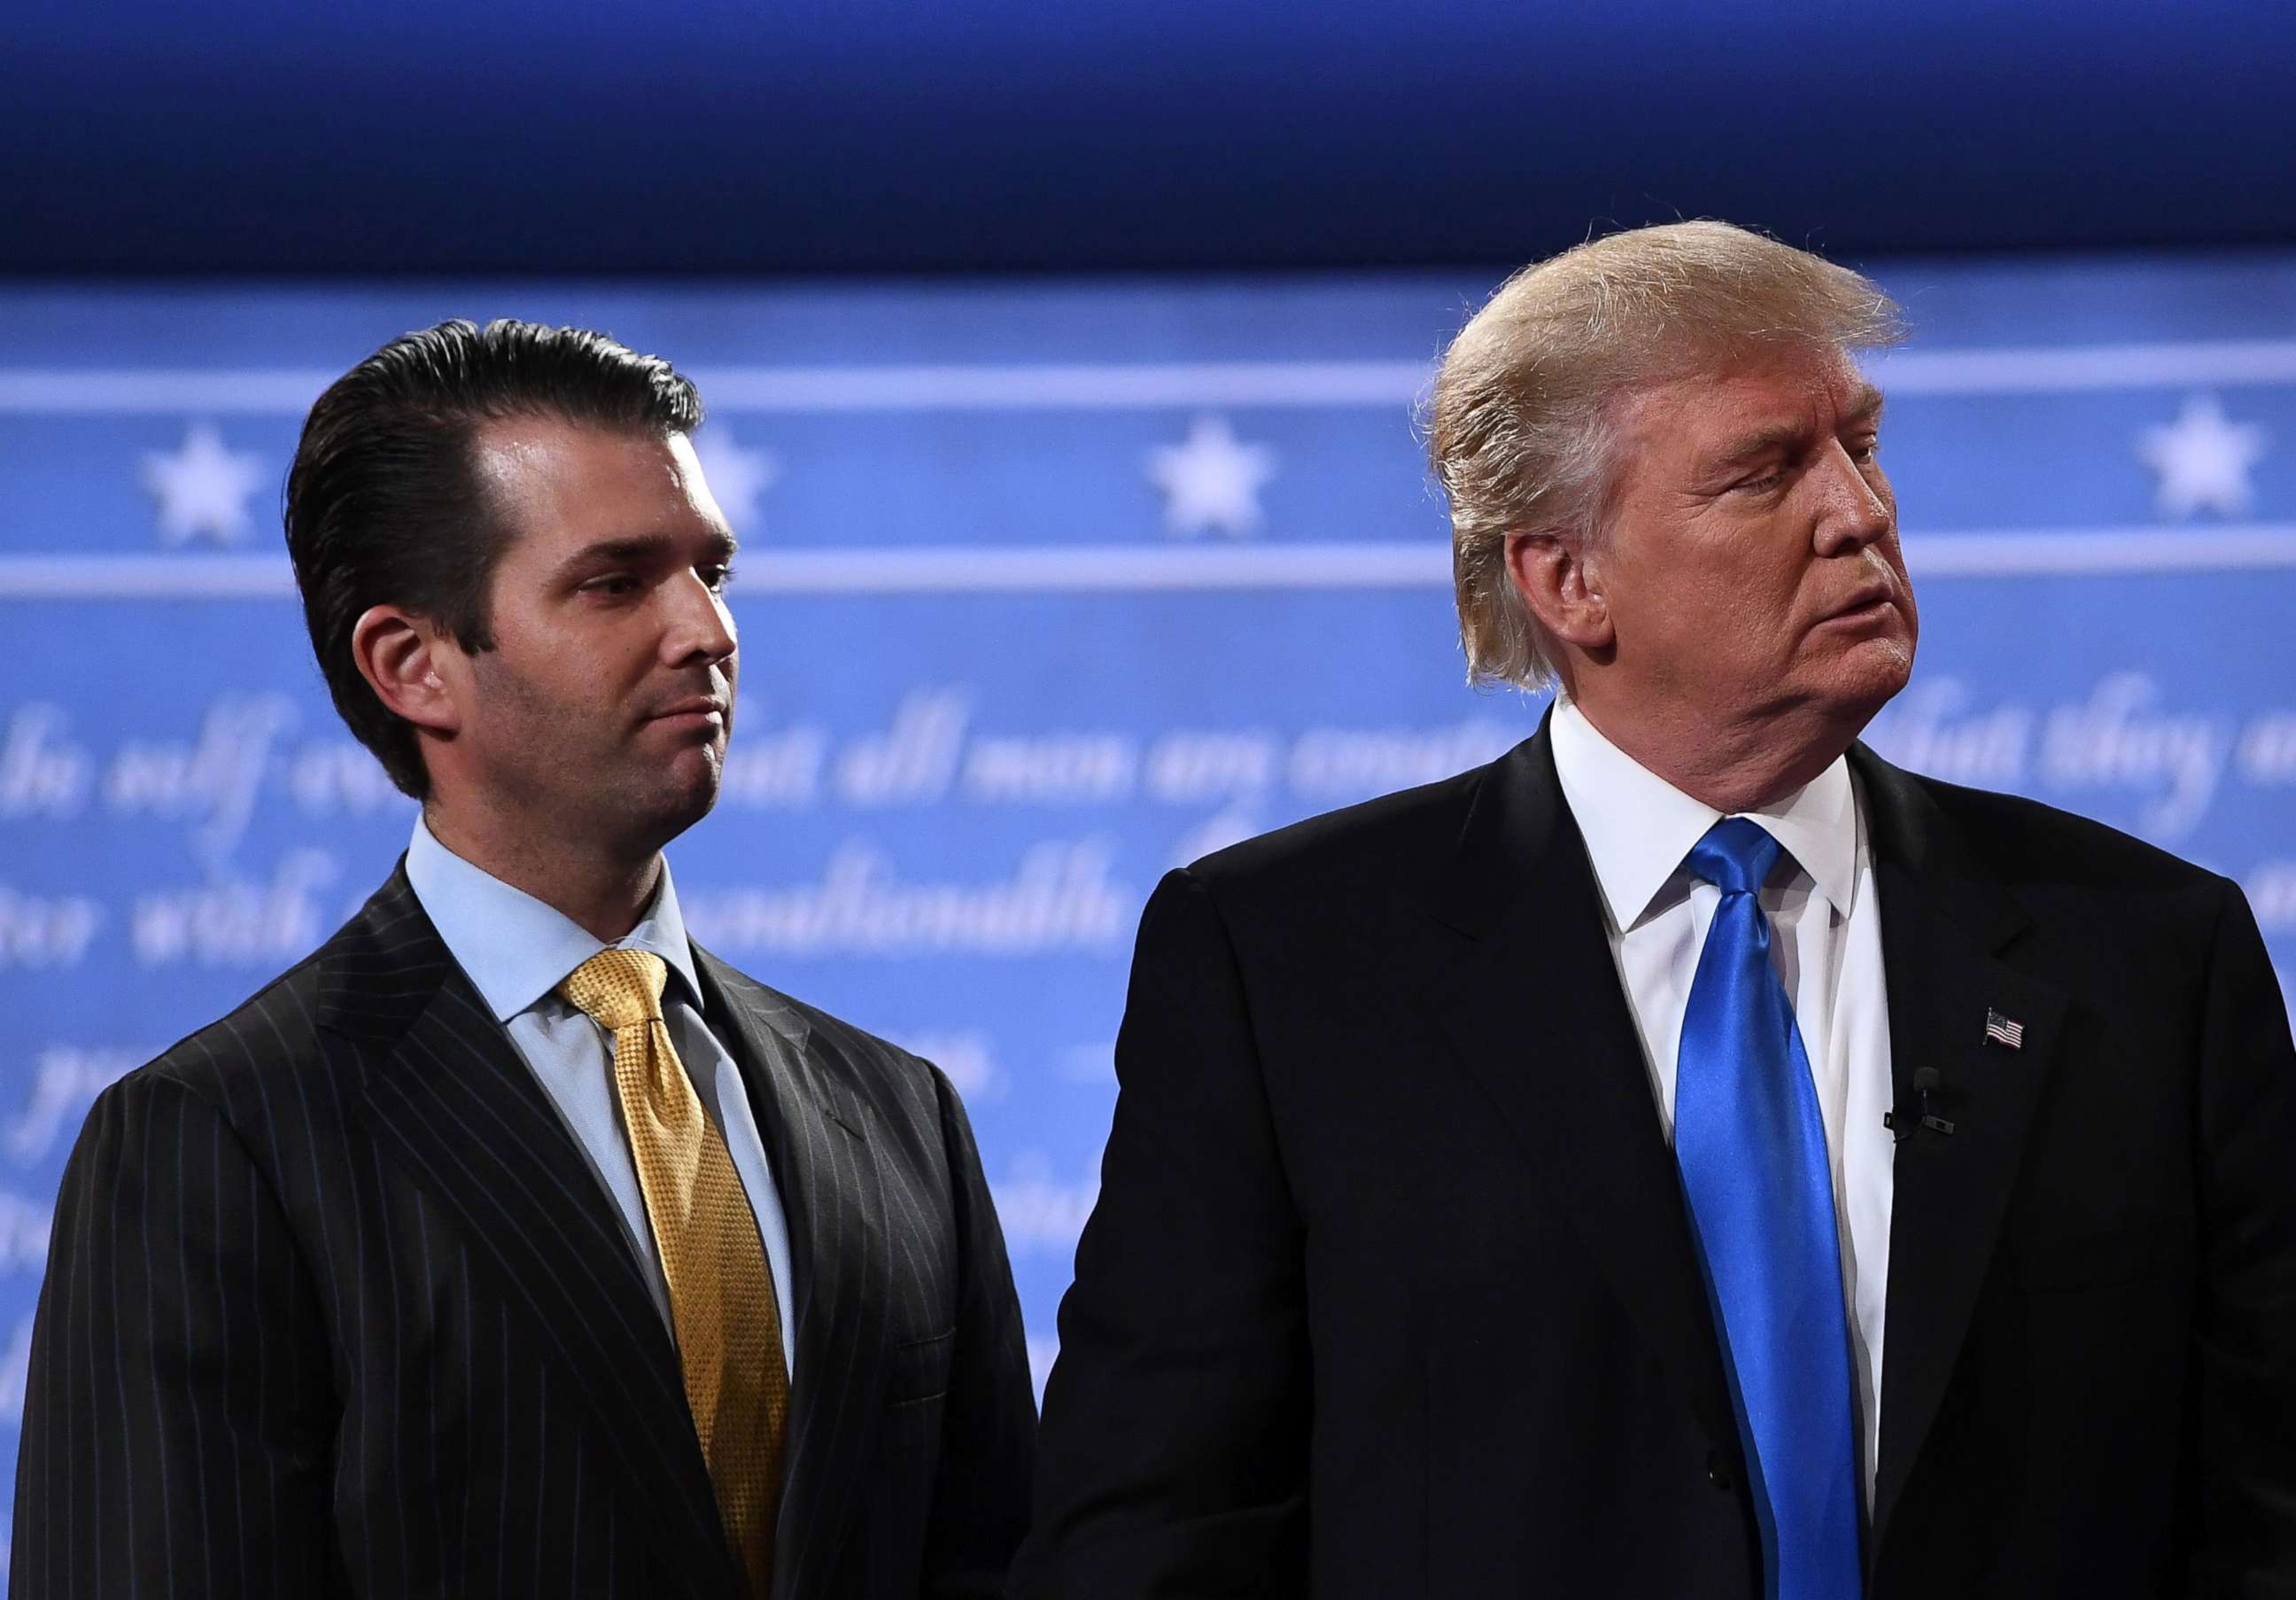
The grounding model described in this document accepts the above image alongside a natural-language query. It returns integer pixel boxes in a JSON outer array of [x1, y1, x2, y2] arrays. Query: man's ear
[[349, 605, 463, 736], [1503, 529, 1615, 653]]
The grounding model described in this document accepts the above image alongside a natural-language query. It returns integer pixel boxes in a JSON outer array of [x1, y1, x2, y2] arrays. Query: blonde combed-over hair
[[1425, 221, 1904, 688]]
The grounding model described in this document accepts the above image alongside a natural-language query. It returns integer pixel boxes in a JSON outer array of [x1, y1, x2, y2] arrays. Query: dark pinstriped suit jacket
[[11, 865, 1036, 1599]]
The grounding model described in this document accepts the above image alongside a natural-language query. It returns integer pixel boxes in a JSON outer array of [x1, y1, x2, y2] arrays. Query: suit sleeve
[[1012, 868, 1310, 1600], [10, 1070, 339, 1598], [918, 1061, 1038, 1600], [2180, 879, 2296, 1596]]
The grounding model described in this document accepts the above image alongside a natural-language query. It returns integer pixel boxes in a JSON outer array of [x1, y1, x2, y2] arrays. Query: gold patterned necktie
[[560, 948, 787, 1598]]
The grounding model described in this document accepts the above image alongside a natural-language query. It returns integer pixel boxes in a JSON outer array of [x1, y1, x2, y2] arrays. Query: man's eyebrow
[[1706, 387, 1888, 475], [1707, 418, 1813, 471], [554, 530, 739, 575]]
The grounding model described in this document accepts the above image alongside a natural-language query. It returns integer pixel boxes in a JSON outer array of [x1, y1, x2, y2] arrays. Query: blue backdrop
[[4, 255, 2294, 1567]]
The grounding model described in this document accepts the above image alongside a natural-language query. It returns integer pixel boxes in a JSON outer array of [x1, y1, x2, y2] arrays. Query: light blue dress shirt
[[406, 818, 796, 1379]]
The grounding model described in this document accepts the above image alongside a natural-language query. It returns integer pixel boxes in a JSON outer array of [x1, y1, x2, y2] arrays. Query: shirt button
[[1706, 1451, 1734, 1491]]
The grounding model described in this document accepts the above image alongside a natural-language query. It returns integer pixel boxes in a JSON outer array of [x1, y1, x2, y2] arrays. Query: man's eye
[[1731, 470, 1783, 493], [702, 564, 736, 592], [583, 573, 640, 596]]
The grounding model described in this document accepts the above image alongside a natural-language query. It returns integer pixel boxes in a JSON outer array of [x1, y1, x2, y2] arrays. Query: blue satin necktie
[[1673, 818, 1864, 1600]]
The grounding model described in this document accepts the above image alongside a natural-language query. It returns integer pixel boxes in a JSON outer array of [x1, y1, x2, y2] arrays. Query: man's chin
[[615, 754, 723, 849], [659, 765, 723, 831], [1826, 636, 1917, 727], [1790, 628, 1912, 718]]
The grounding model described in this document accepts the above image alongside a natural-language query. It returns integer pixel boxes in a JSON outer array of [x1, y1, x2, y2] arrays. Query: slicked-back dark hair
[[284, 318, 703, 798]]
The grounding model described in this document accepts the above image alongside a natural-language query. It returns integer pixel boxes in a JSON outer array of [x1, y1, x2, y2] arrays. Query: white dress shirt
[[1548, 700, 1895, 1506], [406, 818, 797, 1378]]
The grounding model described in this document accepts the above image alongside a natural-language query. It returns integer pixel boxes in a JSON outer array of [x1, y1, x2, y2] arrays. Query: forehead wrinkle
[[1705, 366, 1882, 465]]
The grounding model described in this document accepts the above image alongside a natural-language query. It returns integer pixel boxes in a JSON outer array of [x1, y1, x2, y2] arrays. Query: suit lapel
[[1423, 725, 1744, 1461], [330, 867, 743, 1600], [1852, 749, 2069, 1553], [693, 948, 894, 1600]]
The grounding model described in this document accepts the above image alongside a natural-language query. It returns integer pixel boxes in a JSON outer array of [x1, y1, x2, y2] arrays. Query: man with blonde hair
[[1016, 222, 2296, 1598]]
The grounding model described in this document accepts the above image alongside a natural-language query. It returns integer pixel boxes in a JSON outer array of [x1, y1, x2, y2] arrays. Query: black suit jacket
[[1015, 726, 2296, 1598], [12, 865, 1036, 1599]]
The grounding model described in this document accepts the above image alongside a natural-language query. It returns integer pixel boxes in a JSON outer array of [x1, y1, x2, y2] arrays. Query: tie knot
[[1684, 817, 1786, 897], [560, 947, 669, 1031]]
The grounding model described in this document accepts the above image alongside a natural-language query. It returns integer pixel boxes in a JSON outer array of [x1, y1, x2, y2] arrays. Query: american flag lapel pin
[[1983, 1008, 2025, 1050]]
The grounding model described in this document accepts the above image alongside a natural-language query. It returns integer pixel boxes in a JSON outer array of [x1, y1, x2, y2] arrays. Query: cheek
[[1601, 508, 1796, 656], [571, 616, 669, 686], [472, 631, 621, 731], [477, 659, 583, 730], [1629, 548, 1778, 644]]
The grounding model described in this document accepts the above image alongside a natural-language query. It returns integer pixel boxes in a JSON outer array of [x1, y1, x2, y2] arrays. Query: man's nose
[[1811, 443, 1894, 556], [663, 571, 738, 664]]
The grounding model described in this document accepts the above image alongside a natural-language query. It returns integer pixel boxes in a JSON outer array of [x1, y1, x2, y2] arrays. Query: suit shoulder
[[1186, 761, 1488, 901], [1907, 768, 2227, 897], [704, 959, 945, 1107], [1894, 767, 2240, 953], [128, 950, 336, 1115], [787, 989, 935, 1083], [710, 970, 977, 1180]]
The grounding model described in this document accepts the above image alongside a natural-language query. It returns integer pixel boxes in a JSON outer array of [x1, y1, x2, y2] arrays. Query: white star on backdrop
[[2137, 393, 2268, 519], [139, 422, 268, 546], [693, 423, 780, 532], [1145, 415, 1277, 538]]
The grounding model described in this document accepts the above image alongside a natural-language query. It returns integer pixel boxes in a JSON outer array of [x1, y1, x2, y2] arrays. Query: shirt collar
[[404, 816, 703, 1023], [1548, 698, 1860, 933]]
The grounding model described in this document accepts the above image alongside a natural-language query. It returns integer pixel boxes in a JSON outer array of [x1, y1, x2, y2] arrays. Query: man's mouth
[[1819, 584, 1897, 625], [648, 695, 727, 726]]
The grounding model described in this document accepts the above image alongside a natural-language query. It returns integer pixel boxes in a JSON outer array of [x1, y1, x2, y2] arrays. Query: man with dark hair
[[12, 320, 1036, 1600]]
